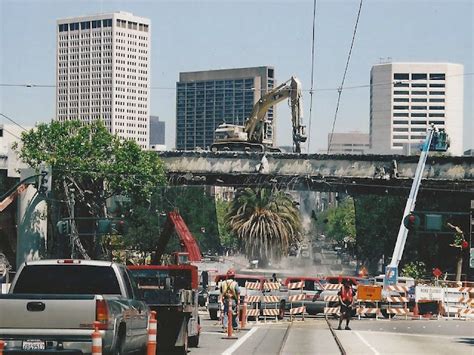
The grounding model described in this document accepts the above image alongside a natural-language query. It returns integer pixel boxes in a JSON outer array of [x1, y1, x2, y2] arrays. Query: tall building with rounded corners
[[56, 11, 150, 149]]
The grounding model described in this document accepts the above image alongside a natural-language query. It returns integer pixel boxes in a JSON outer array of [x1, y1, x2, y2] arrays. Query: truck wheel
[[278, 301, 286, 320], [381, 309, 395, 319], [176, 326, 189, 355], [209, 309, 218, 320], [113, 326, 126, 355], [188, 335, 199, 348]]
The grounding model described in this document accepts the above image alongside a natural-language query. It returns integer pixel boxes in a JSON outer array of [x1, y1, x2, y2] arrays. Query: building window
[[411, 106, 427, 110], [80, 21, 90, 30], [430, 83, 445, 88], [394, 90, 409, 95], [411, 73, 427, 80], [393, 112, 409, 117], [394, 98, 409, 102], [429, 91, 445, 95], [412, 98, 427, 102], [411, 83, 427, 88], [394, 82, 409, 87], [429, 98, 445, 102], [412, 120, 426, 125], [69, 22, 79, 31], [412, 91, 427, 95], [430, 73, 445, 80], [411, 113, 427, 117], [393, 120, 409, 125], [429, 106, 445, 110], [102, 19, 112, 27], [393, 135, 408, 140], [429, 113, 445, 117], [394, 73, 409, 80], [92, 20, 101, 28]]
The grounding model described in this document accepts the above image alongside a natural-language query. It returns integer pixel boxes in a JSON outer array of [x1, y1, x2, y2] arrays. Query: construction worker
[[220, 269, 240, 330], [337, 279, 355, 330]]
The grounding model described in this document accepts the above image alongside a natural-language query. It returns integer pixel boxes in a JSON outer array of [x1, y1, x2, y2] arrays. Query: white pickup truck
[[0, 259, 150, 354]]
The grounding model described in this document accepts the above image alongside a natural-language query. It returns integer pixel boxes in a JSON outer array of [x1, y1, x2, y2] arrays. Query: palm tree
[[227, 188, 301, 266]]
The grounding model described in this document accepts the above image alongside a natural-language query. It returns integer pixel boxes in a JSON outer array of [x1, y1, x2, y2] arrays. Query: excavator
[[210, 76, 307, 153]]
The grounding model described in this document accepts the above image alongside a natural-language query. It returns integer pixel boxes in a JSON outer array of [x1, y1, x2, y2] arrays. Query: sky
[[0, 0, 472, 152]]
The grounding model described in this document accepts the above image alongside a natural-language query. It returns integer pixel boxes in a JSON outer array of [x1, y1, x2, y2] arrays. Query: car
[[283, 277, 327, 315]]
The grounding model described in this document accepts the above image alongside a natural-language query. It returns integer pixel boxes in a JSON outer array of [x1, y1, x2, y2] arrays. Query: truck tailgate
[[0, 294, 96, 329]]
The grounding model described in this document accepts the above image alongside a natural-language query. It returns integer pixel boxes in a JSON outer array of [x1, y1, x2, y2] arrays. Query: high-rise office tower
[[176, 66, 275, 151], [56, 11, 151, 149], [370, 63, 463, 155], [149, 115, 166, 150]]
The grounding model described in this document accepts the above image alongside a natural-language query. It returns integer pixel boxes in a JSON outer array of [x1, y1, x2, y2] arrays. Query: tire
[[113, 325, 126, 355], [209, 309, 218, 320], [188, 335, 199, 348], [381, 309, 395, 319], [278, 301, 286, 320]]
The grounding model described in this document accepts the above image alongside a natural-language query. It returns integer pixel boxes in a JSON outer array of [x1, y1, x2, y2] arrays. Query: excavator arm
[[244, 76, 306, 152], [154, 211, 202, 264]]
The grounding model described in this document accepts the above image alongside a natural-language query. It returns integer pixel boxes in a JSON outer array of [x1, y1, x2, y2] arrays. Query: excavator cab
[[172, 252, 190, 265]]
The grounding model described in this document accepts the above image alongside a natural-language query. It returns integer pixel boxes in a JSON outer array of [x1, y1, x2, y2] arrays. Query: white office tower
[[56, 12, 151, 149], [370, 63, 463, 156]]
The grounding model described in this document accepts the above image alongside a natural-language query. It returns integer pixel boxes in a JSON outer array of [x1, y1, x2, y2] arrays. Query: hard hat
[[226, 269, 236, 278]]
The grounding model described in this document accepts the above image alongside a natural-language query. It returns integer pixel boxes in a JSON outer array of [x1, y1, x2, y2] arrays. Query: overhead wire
[[0, 113, 28, 131], [307, 0, 318, 153], [327, 0, 364, 154]]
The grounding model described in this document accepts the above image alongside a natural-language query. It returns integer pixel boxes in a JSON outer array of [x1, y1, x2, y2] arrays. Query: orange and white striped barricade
[[244, 295, 261, 324], [92, 321, 102, 355], [386, 285, 409, 295], [287, 281, 305, 321], [245, 281, 261, 290], [324, 284, 342, 291], [357, 307, 381, 318], [386, 296, 409, 320], [263, 282, 281, 291], [288, 294, 306, 321], [445, 287, 474, 320], [356, 285, 382, 320], [262, 295, 281, 322], [147, 311, 157, 355], [323, 295, 340, 318]]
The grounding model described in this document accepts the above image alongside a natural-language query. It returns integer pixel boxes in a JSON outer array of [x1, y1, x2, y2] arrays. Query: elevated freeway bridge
[[157, 151, 474, 196]]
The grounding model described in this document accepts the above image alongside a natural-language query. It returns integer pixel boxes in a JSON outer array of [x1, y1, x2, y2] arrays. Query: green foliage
[[121, 186, 222, 255], [325, 197, 356, 244], [227, 188, 301, 263], [401, 261, 426, 279], [15, 120, 166, 205], [14, 120, 166, 258], [216, 199, 237, 249]]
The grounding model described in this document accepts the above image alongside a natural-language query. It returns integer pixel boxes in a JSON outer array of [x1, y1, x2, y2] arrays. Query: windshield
[[130, 268, 192, 291], [13, 265, 121, 295]]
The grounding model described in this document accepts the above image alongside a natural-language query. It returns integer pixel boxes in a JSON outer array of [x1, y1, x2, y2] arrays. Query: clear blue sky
[[0, 0, 472, 152]]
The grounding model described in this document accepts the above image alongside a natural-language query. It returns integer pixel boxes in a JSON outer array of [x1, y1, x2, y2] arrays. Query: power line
[[327, 0, 363, 154], [0, 113, 28, 131], [0, 72, 471, 93], [307, 0, 318, 153]]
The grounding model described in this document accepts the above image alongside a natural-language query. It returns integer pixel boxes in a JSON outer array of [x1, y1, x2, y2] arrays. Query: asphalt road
[[190, 309, 474, 355]]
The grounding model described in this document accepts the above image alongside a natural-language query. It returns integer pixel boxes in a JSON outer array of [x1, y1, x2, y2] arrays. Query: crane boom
[[385, 125, 449, 286], [211, 76, 306, 153]]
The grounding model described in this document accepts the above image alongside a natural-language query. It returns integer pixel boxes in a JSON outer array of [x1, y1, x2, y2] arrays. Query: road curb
[[325, 318, 346, 355]]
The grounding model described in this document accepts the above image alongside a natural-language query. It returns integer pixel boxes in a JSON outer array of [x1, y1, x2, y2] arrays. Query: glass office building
[[176, 66, 275, 150]]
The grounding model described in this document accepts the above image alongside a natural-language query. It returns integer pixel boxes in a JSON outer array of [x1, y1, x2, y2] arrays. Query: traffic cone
[[413, 302, 419, 319], [240, 302, 247, 330], [91, 321, 102, 355], [222, 304, 238, 339], [147, 311, 157, 355]]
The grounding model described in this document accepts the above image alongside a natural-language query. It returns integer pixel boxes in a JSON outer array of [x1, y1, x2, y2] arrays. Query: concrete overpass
[[157, 151, 474, 196]]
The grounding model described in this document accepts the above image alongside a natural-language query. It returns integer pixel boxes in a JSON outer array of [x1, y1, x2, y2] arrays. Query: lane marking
[[354, 331, 380, 355], [360, 330, 465, 340], [222, 326, 258, 355]]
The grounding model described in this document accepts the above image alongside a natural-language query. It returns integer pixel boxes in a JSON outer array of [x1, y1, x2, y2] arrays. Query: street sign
[[357, 285, 382, 301], [415, 286, 444, 302], [384, 266, 398, 286]]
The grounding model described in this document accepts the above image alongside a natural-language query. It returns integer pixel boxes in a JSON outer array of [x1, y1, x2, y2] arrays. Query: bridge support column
[[16, 169, 48, 268]]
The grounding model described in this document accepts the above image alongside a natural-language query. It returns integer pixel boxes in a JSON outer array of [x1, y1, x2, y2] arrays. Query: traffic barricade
[[244, 295, 261, 324], [263, 282, 281, 291], [357, 285, 382, 320], [386, 296, 409, 319], [287, 281, 305, 321], [415, 285, 444, 319], [323, 295, 340, 317], [92, 321, 102, 355], [324, 284, 342, 291], [262, 295, 281, 322]]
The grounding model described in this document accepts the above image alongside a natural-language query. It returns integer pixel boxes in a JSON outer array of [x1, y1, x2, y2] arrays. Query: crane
[[210, 76, 307, 153], [385, 125, 449, 286]]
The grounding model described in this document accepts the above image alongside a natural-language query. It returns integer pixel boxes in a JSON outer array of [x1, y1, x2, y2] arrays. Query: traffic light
[[38, 171, 51, 194], [97, 219, 112, 234], [111, 220, 127, 235], [56, 220, 70, 235], [403, 213, 420, 231]]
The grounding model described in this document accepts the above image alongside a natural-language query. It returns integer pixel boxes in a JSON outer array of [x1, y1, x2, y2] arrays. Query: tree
[[14, 120, 166, 258], [325, 197, 356, 245], [216, 199, 237, 250], [226, 187, 301, 266]]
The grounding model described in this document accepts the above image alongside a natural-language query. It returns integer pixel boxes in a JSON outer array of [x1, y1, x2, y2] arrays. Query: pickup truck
[[0, 259, 150, 354]]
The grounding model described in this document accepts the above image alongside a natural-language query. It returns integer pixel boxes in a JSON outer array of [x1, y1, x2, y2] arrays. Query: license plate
[[22, 340, 46, 351]]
